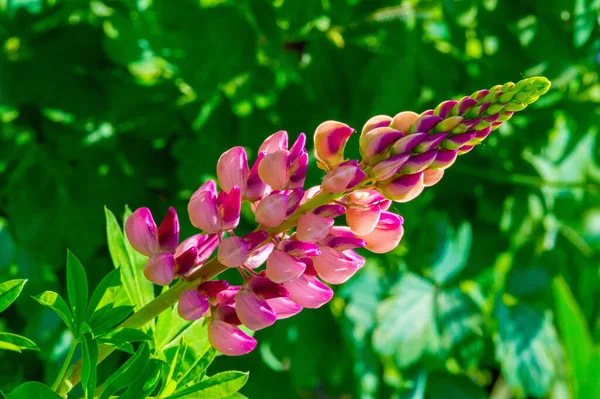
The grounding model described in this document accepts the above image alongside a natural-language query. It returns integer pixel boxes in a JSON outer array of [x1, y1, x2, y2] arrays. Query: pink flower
[[321, 160, 366, 193], [217, 231, 269, 268], [257, 133, 308, 190], [178, 289, 210, 321], [126, 207, 180, 257], [376, 172, 425, 203], [311, 247, 365, 285], [358, 211, 404, 253], [266, 250, 307, 283], [344, 189, 390, 236], [254, 192, 289, 227], [283, 268, 333, 309], [235, 276, 288, 331], [173, 233, 221, 276], [217, 146, 249, 194], [296, 213, 334, 243], [188, 180, 241, 233]]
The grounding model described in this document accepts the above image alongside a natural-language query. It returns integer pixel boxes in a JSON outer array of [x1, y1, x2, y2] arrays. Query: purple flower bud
[[125, 208, 159, 257], [283, 274, 333, 309], [259, 130, 288, 154], [361, 115, 392, 138], [359, 211, 404, 253], [360, 127, 403, 165], [157, 207, 179, 254], [144, 252, 175, 286], [389, 111, 419, 133], [321, 160, 366, 193], [244, 230, 268, 251], [377, 172, 425, 203], [319, 234, 366, 251], [390, 132, 427, 155], [255, 193, 288, 227], [296, 213, 334, 243], [218, 236, 249, 267], [314, 121, 355, 171], [410, 115, 443, 133], [430, 149, 458, 170], [246, 152, 271, 202], [286, 188, 304, 216], [217, 146, 249, 195], [370, 154, 410, 181], [266, 250, 307, 283], [313, 204, 345, 218], [178, 290, 209, 320], [413, 133, 447, 153], [266, 297, 303, 319], [288, 151, 308, 189], [434, 100, 458, 119], [400, 150, 438, 174], [457, 97, 478, 116], [458, 144, 475, 155], [312, 247, 364, 285], [208, 319, 256, 356]]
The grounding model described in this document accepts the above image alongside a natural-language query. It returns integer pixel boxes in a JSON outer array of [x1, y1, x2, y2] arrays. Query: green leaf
[[435, 287, 484, 367], [552, 276, 599, 398], [105, 207, 154, 312], [0, 279, 27, 313], [574, 0, 595, 47], [98, 327, 152, 343], [167, 371, 249, 399], [3, 382, 63, 399], [99, 343, 150, 399], [90, 305, 134, 334], [0, 332, 39, 352], [80, 333, 98, 399], [0, 218, 15, 271], [494, 301, 559, 397], [118, 358, 163, 399], [161, 338, 188, 397], [426, 372, 487, 399], [32, 291, 75, 333], [177, 347, 217, 389], [372, 273, 439, 368], [86, 268, 122, 321], [66, 250, 88, 334], [398, 370, 426, 399], [428, 222, 472, 285]]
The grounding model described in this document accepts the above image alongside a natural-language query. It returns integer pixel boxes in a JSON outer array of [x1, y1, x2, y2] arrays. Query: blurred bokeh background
[[1, 0, 599, 398]]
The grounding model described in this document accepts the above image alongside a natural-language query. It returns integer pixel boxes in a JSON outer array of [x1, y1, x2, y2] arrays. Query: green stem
[[58, 188, 352, 395], [52, 338, 77, 393]]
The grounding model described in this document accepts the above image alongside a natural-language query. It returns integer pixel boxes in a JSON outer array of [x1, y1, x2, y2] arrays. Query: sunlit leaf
[[0, 279, 27, 314]]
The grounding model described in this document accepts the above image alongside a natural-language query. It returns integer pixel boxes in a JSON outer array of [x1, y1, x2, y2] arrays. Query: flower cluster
[[125, 77, 550, 355]]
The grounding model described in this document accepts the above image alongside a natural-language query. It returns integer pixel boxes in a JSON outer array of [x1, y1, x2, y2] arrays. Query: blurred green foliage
[[1, 0, 599, 398]]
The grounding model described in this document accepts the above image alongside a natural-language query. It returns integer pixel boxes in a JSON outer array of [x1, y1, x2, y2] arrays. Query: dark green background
[[1, 0, 599, 398]]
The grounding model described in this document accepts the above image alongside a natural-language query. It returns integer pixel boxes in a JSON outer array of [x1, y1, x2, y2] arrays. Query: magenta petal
[[174, 246, 198, 276], [178, 290, 209, 320], [218, 236, 249, 267], [157, 207, 179, 253], [320, 236, 366, 251], [196, 233, 221, 265], [266, 297, 303, 319], [400, 150, 438, 174], [312, 247, 362, 285], [314, 121, 355, 170], [283, 274, 333, 309], [245, 243, 274, 269], [370, 154, 410, 181], [208, 319, 256, 356], [430, 149, 459, 170], [217, 146, 249, 194], [279, 240, 320, 258], [246, 276, 289, 299], [220, 186, 241, 231], [198, 280, 230, 298], [243, 230, 268, 251], [296, 214, 334, 243], [188, 181, 222, 233], [286, 188, 304, 216], [390, 132, 427, 155], [144, 252, 175, 286], [235, 290, 277, 330], [289, 133, 306, 163], [313, 204, 346, 218], [246, 152, 271, 202], [255, 193, 288, 227], [322, 161, 364, 193], [125, 207, 159, 257], [215, 287, 242, 305], [377, 172, 425, 203], [266, 250, 307, 283]]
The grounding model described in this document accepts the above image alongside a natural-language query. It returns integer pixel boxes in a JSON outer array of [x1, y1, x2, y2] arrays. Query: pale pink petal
[[259, 130, 288, 154], [125, 207, 159, 257], [360, 212, 404, 253], [423, 169, 444, 187], [244, 243, 274, 269], [296, 214, 334, 243], [217, 236, 249, 267], [266, 297, 303, 319], [234, 290, 277, 331], [312, 247, 362, 285], [266, 250, 307, 283], [255, 193, 288, 227], [144, 252, 175, 286], [217, 146, 249, 194], [346, 205, 381, 236], [188, 180, 222, 233], [258, 150, 290, 190]]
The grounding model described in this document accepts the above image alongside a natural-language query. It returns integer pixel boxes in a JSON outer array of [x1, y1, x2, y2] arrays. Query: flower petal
[[296, 213, 334, 243], [144, 252, 175, 286], [125, 207, 159, 257], [266, 297, 303, 319], [283, 274, 333, 309], [235, 290, 277, 330], [217, 146, 249, 194], [177, 290, 209, 320], [266, 250, 307, 283], [218, 236, 249, 267], [208, 319, 256, 356]]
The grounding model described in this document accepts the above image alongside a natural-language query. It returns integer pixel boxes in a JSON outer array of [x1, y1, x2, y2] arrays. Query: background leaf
[[0, 279, 27, 313], [3, 382, 63, 399], [0, 332, 38, 353], [66, 251, 88, 335]]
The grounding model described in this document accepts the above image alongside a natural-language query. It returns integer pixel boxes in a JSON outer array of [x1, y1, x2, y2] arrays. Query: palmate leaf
[[99, 343, 151, 399], [494, 300, 559, 398], [86, 267, 122, 321], [32, 291, 75, 334], [372, 273, 439, 368]]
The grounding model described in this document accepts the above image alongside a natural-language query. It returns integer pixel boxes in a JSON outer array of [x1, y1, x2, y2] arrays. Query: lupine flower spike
[[126, 77, 551, 355]]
